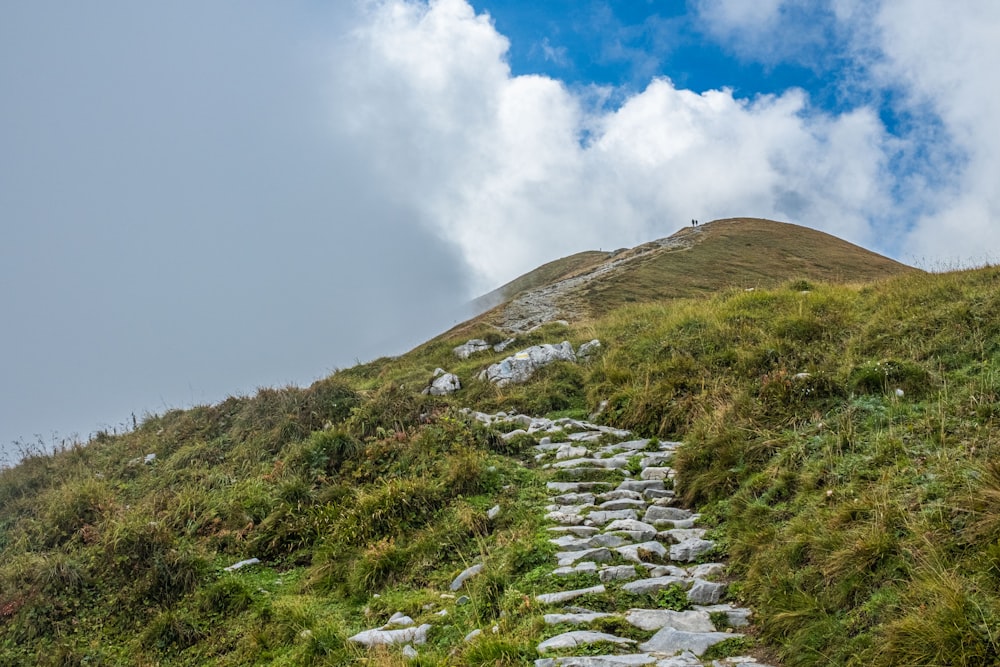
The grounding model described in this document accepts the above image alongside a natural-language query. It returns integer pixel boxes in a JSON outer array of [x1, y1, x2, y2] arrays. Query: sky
[[1, 0, 998, 462]]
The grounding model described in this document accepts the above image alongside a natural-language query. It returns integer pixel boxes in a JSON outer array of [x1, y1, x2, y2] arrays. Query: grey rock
[[643, 505, 691, 523], [385, 612, 414, 627], [549, 526, 600, 538], [621, 576, 690, 596], [624, 609, 715, 632], [550, 535, 596, 551], [617, 480, 665, 493], [456, 595, 470, 606], [670, 538, 716, 562], [464, 629, 482, 642], [557, 444, 589, 459], [348, 623, 431, 647], [537, 630, 635, 653], [648, 565, 688, 578], [644, 489, 675, 500], [597, 490, 644, 502], [546, 511, 586, 525], [536, 585, 606, 605], [557, 547, 613, 566], [587, 510, 639, 525], [480, 342, 577, 386], [552, 457, 627, 470], [577, 339, 602, 358], [598, 499, 648, 511], [599, 565, 638, 582], [552, 562, 599, 576], [639, 453, 673, 467], [493, 338, 516, 352], [663, 528, 707, 542], [548, 481, 613, 493], [449, 563, 484, 591], [535, 654, 659, 666], [639, 467, 673, 480], [543, 612, 616, 625], [687, 579, 727, 605], [487, 504, 501, 520], [223, 558, 260, 572], [639, 628, 742, 657], [615, 541, 668, 564], [453, 339, 492, 359], [604, 519, 657, 541], [589, 533, 630, 548], [402, 644, 419, 658], [553, 493, 597, 505], [693, 604, 752, 627], [688, 563, 726, 580], [424, 372, 461, 395]]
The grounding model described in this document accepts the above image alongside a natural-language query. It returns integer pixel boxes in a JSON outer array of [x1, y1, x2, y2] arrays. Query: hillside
[[4, 223, 1000, 666], [471, 218, 914, 332]]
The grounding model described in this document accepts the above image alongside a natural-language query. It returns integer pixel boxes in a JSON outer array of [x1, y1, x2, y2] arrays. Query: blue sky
[[1, 0, 998, 461]]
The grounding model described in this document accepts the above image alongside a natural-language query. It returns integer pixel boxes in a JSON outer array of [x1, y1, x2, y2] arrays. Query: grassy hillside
[[2, 235, 999, 665]]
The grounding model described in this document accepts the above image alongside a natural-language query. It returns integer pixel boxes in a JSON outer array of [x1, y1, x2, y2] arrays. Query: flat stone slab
[[549, 526, 600, 537], [639, 453, 673, 467], [622, 575, 689, 596], [617, 480, 665, 493], [552, 562, 599, 576], [535, 655, 659, 666], [589, 533, 631, 548], [536, 585, 606, 605], [687, 579, 727, 605], [647, 565, 688, 578], [551, 535, 597, 551], [615, 541, 668, 564], [599, 565, 638, 582], [670, 538, 716, 562], [693, 603, 752, 627], [552, 457, 628, 469], [663, 528, 707, 542], [543, 612, 616, 625], [597, 490, 644, 502], [537, 631, 636, 653], [639, 627, 742, 656], [553, 493, 597, 505], [639, 467, 673, 480], [624, 609, 715, 632], [605, 519, 657, 541], [547, 511, 586, 525], [557, 547, 613, 566], [348, 623, 431, 647], [548, 482, 613, 493], [643, 506, 693, 524], [599, 498, 648, 511], [688, 563, 726, 580], [587, 510, 639, 525]]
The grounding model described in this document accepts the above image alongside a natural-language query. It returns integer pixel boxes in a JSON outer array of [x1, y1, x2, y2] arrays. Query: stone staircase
[[507, 414, 776, 667]]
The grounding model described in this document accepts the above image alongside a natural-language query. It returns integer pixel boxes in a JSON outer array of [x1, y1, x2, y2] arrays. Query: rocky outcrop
[[479, 341, 576, 386], [423, 368, 461, 395]]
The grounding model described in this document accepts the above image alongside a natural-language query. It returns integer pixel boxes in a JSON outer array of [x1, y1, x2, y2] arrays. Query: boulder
[[624, 609, 715, 632], [348, 623, 431, 647], [639, 628, 741, 657], [424, 372, 461, 395], [670, 538, 716, 562], [453, 339, 492, 359], [479, 342, 576, 386]]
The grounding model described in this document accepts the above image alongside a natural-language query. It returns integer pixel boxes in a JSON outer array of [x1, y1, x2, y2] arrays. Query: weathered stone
[[648, 565, 688, 578], [536, 585, 606, 605], [693, 604, 752, 627], [643, 489, 675, 500], [537, 630, 635, 653], [597, 490, 644, 502], [535, 654, 659, 666], [546, 511, 586, 525], [670, 538, 716, 562], [551, 535, 595, 550], [639, 453, 673, 467], [643, 505, 691, 524], [348, 623, 431, 647], [223, 558, 260, 572], [687, 579, 727, 605], [424, 372, 461, 395], [624, 609, 715, 632], [663, 528, 707, 542], [543, 612, 616, 625], [487, 504, 501, 520], [557, 547, 613, 566], [480, 342, 577, 386], [551, 562, 599, 576], [639, 628, 741, 657], [588, 533, 630, 548], [454, 339, 491, 359], [464, 629, 482, 642], [557, 444, 589, 460], [548, 481, 614, 493], [598, 499, 648, 511], [688, 563, 726, 580], [617, 480, 665, 493], [639, 467, 673, 480], [385, 612, 414, 627], [599, 565, 638, 582], [615, 541, 668, 564], [549, 526, 600, 538], [449, 563, 484, 591], [552, 457, 628, 470], [577, 340, 602, 359], [621, 576, 690, 596], [587, 510, 639, 525], [604, 519, 657, 541]]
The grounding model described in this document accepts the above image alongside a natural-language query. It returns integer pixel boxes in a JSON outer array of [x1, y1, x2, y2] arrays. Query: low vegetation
[[2, 253, 1000, 665]]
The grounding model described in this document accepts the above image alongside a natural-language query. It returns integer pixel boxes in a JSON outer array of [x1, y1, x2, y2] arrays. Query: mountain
[[3, 218, 999, 667], [466, 218, 914, 333]]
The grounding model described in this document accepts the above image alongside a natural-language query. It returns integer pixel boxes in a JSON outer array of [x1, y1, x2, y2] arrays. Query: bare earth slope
[[478, 218, 916, 332]]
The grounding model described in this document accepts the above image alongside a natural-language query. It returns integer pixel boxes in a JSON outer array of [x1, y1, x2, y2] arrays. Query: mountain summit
[[472, 217, 914, 332]]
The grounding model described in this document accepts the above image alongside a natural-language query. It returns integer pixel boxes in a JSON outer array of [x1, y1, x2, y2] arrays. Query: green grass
[[3, 238, 1000, 665]]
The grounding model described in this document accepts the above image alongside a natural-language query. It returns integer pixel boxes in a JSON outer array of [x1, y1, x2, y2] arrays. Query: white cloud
[[331, 0, 899, 291]]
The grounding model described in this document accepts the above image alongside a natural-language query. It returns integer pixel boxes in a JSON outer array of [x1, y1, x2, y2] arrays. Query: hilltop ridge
[[466, 218, 913, 333]]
